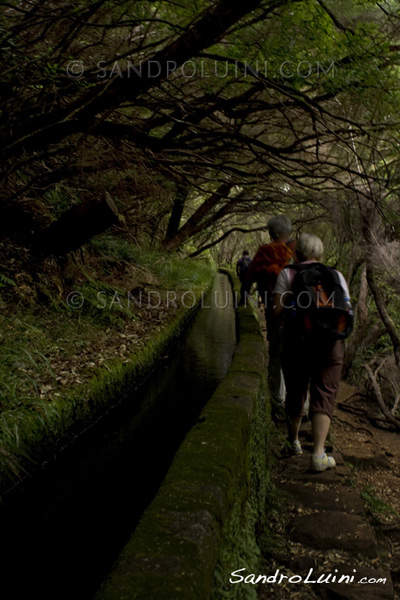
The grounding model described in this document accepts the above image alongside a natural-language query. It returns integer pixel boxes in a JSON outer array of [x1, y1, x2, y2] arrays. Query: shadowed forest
[[3, 2, 400, 599], [1, 0, 400, 520]]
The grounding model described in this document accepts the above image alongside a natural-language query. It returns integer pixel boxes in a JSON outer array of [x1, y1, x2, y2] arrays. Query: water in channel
[[0, 273, 236, 600]]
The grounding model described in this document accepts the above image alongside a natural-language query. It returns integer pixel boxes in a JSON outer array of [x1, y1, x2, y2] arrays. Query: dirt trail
[[256, 313, 400, 600]]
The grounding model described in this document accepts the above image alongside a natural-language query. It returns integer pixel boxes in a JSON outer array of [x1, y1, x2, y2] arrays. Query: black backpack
[[283, 263, 353, 341]]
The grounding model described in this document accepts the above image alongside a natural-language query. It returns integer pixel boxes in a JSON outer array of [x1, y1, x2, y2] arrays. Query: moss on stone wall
[[95, 270, 272, 600]]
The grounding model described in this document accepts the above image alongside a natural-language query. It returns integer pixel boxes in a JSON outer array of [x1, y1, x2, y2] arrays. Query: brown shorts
[[282, 337, 343, 420]]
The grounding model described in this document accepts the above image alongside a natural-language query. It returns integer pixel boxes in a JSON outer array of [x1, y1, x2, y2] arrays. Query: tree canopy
[[1, 0, 399, 247]]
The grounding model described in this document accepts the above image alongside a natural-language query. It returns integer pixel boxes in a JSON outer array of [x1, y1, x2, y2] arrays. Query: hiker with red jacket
[[245, 215, 295, 411], [273, 233, 352, 472]]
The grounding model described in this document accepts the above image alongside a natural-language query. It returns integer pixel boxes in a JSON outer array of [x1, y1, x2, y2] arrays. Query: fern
[[0, 273, 16, 288]]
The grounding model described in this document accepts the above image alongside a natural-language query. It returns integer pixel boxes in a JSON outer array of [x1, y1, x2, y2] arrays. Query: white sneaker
[[310, 452, 336, 472]]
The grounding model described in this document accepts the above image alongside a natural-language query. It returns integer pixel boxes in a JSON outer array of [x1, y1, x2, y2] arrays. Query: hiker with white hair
[[273, 233, 353, 472]]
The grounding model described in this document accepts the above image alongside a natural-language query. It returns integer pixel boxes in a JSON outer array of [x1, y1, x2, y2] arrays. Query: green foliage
[[0, 274, 16, 303], [90, 236, 216, 290], [0, 251, 215, 488], [361, 485, 400, 519], [3, 0, 400, 263], [43, 185, 80, 214], [0, 234, 216, 476], [0, 274, 16, 288]]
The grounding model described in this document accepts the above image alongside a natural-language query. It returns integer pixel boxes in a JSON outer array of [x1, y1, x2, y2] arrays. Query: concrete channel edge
[[94, 269, 270, 600]]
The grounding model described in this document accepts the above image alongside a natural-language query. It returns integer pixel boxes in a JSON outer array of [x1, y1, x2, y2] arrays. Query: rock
[[290, 555, 318, 572], [278, 482, 365, 515], [288, 511, 378, 557], [276, 451, 350, 484], [340, 447, 392, 470], [290, 464, 351, 485], [317, 565, 393, 599]]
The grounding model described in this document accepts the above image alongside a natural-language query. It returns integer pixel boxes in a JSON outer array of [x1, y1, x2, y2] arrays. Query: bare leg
[[312, 413, 331, 455]]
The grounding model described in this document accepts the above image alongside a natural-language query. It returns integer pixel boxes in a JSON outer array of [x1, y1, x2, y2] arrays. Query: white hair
[[296, 233, 324, 261], [267, 215, 292, 239]]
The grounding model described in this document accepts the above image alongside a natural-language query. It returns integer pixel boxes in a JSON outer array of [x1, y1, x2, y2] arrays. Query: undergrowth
[[361, 485, 400, 520], [0, 239, 216, 489]]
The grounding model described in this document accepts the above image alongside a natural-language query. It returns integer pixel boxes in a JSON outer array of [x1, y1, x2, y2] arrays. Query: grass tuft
[[0, 241, 216, 491], [361, 485, 400, 519]]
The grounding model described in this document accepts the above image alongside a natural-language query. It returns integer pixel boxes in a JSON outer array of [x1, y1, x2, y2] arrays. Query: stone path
[[255, 308, 399, 599], [257, 417, 395, 600]]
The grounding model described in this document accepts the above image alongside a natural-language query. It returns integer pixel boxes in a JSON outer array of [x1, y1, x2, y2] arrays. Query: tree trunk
[[342, 265, 368, 378], [366, 264, 400, 368], [189, 224, 268, 257], [165, 187, 189, 241], [363, 362, 400, 430], [163, 182, 233, 251], [33, 192, 120, 256], [357, 191, 400, 368]]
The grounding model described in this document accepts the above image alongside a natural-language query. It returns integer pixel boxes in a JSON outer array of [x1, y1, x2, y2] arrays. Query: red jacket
[[245, 240, 294, 301]]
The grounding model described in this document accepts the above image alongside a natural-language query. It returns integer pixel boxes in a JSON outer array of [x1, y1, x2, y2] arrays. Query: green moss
[[208, 372, 261, 419], [211, 376, 270, 600], [0, 279, 214, 493], [229, 341, 266, 376], [237, 312, 262, 336], [95, 270, 272, 600]]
